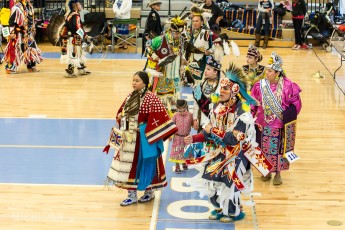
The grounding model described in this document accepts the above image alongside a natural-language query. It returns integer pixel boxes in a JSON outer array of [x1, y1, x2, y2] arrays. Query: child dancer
[[170, 99, 193, 173]]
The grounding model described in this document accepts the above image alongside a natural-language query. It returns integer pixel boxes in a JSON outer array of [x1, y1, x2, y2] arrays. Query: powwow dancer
[[184, 63, 273, 223], [25, 0, 43, 72], [250, 52, 302, 185], [3, 0, 29, 74], [192, 55, 221, 131], [144, 16, 187, 114], [169, 99, 194, 173], [242, 43, 265, 92], [103, 71, 177, 206], [60, 0, 91, 77]]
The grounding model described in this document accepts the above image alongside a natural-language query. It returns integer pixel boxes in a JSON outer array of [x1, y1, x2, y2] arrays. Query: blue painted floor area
[[0, 118, 114, 185], [0, 147, 111, 185], [0, 118, 112, 146], [156, 143, 235, 230], [42, 52, 144, 60]]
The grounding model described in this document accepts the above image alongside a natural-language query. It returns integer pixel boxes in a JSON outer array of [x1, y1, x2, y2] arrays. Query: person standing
[[142, 0, 163, 55], [104, 71, 177, 206], [184, 63, 270, 223], [60, 0, 91, 77], [250, 52, 302, 185], [242, 43, 265, 91], [186, 7, 221, 82], [144, 16, 187, 114], [255, 0, 274, 49], [169, 99, 194, 173], [112, 0, 132, 49], [3, 0, 28, 74], [291, 0, 307, 50], [202, 0, 224, 29], [192, 55, 221, 131], [25, 0, 43, 72]]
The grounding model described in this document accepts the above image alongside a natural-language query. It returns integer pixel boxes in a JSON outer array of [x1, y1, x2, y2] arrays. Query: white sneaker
[[120, 196, 138, 206], [292, 45, 301, 50], [138, 191, 155, 203]]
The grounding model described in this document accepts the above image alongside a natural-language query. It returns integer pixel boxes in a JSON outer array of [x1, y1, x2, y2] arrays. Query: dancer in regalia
[[242, 44, 265, 91], [103, 71, 177, 206], [3, 0, 29, 74], [144, 16, 187, 114], [250, 52, 302, 185], [60, 0, 91, 77], [186, 5, 222, 82], [24, 0, 43, 72], [184, 63, 273, 223], [192, 55, 221, 131]]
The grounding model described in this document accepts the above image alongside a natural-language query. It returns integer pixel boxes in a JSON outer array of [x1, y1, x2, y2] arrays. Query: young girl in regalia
[[192, 55, 221, 131], [169, 99, 194, 173], [242, 44, 265, 92]]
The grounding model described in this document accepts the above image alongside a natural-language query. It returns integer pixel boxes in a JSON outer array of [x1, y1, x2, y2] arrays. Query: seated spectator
[[113, 0, 132, 49], [203, 0, 224, 29]]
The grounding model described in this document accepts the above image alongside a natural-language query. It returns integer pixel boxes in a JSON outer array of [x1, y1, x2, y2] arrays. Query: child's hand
[[184, 135, 193, 145], [204, 123, 213, 134]]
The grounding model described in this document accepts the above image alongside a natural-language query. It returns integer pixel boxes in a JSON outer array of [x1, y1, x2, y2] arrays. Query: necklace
[[203, 78, 218, 95]]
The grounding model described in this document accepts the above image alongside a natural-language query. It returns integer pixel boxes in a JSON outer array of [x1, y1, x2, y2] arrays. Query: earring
[[275, 74, 279, 81]]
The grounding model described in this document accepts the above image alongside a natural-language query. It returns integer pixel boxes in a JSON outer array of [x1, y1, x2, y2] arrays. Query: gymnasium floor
[[0, 44, 344, 230]]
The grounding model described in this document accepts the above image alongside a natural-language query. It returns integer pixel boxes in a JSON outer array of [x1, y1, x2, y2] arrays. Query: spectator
[[113, 0, 132, 49], [142, 0, 163, 55], [255, 0, 274, 49], [202, 0, 224, 29], [291, 0, 307, 50]]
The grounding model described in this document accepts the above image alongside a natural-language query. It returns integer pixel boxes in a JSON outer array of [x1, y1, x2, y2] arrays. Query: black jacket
[[291, 0, 307, 17], [142, 9, 163, 55], [144, 9, 162, 37]]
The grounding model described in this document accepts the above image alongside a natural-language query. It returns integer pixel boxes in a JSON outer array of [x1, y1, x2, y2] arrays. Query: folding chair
[[110, 18, 138, 53]]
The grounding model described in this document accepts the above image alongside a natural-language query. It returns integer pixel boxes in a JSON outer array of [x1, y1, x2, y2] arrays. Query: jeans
[[256, 12, 271, 36]]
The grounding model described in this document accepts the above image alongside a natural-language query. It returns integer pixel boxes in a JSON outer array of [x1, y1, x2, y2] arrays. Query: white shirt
[[113, 0, 132, 19]]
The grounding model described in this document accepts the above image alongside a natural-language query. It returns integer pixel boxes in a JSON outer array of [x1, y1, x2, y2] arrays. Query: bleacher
[[0, 0, 338, 48]]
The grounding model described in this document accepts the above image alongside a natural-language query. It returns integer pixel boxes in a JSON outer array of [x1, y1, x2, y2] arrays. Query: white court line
[[149, 140, 170, 230], [0, 183, 106, 187], [43, 57, 144, 61], [0, 215, 151, 222], [26, 70, 142, 75], [0, 116, 114, 120], [0, 145, 102, 149], [28, 114, 47, 118]]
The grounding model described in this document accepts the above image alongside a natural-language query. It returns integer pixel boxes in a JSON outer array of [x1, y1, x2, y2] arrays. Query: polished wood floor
[[0, 43, 344, 229]]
